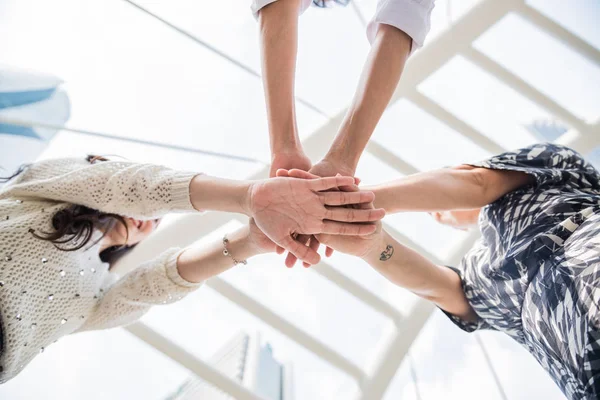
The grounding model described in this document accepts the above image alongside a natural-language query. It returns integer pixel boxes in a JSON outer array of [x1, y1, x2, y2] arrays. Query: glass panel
[[419, 56, 558, 150], [383, 357, 419, 400], [39, 131, 263, 180], [355, 151, 404, 185], [587, 146, 600, 170], [474, 13, 600, 123], [136, 0, 370, 115], [384, 211, 471, 262], [410, 312, 505, 400], [325, 249, 420, 315], [0, 329, 189, 400], [527, 0, 600, 50], [477, 331, 566, 400], [0, 0, 326, 161], [427, 0, 483, 42], [373, 99, 492, 171], [142, 287, 360, 399], [212, 219, 392, 368]]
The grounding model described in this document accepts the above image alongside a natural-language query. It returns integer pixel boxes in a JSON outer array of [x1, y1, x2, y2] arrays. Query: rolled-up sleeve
[[367, 0, 435, 53], [251, 0, 312, 19]]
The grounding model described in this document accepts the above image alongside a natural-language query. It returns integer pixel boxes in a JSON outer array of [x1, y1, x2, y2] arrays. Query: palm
[[250, 178, 325, 242], [248, 218, 277, 254]]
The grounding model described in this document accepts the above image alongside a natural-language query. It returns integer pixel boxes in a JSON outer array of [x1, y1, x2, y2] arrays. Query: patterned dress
[[445, 143, 600, 400]]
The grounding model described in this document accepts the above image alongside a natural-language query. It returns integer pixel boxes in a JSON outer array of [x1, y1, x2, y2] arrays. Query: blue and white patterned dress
[[445, 143, 600, 400]]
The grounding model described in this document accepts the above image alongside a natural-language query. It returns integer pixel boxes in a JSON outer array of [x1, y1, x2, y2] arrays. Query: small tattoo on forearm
[[380, 245, 394, 261]]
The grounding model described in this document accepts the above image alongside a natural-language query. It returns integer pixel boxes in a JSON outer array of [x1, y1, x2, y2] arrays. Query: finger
[[275, 169, 290, 177], [284, 234, 309, 267], [320, 190, 375, 206], [338, 184, 359, 192], [354, 177, 361, 185], [325, 207, 385, 222], [321, 221, 378, 235], [285, 252, 298, 268], [275, 245, 286, 255], [278, 235, 320, 265], [325, 246, 334, 257], [288, 169, 320, 180], [303, 236, 321, 268], [309, 176, 356, 192]]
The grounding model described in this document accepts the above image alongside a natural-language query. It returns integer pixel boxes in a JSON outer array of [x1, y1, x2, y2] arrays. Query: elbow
[[470, 168, 494, 206]]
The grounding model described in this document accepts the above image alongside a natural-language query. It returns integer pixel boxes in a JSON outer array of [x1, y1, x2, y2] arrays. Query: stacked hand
[[273, 165, 377, 266], [247, 175, 385, 266]]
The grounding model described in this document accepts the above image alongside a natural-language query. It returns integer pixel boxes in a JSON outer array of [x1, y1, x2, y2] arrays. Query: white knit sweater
[[0, 157, 203, 383]]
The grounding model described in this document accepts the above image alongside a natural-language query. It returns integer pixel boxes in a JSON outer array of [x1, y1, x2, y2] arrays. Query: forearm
[[177, 225, 264, 283], [366, 168, 488, 213], [189, 175, 253, 215], [326, 25, 412, 171], [364, 230, 476, 321], [259, 0, 302, 154]]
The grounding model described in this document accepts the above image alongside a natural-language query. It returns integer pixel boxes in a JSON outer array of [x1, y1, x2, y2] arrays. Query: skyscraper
[[166, 332, 293, 400]]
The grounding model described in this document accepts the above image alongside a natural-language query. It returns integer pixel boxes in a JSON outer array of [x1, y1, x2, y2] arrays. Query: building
[[166, 333, 293, 400]]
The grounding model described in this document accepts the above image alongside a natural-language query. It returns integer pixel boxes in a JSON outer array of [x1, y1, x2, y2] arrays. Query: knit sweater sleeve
[[76, 248, 202, 332], [2, 158, 199, 219]]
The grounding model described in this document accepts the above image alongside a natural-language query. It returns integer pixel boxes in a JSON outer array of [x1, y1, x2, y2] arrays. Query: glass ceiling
[[1, 0, 599, 399]]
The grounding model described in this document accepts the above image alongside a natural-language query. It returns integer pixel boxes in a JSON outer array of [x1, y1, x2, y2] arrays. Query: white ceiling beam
[[125, 322, 266, 400], [357, 299, 435, 400], [408, 91, 506, 154], [206, 277, 367, 384], [462, 47, 592, 135], [365, 141, 420, 175], [516, 3, 600, 68], [387, 0, 524, 107], [312, 261, 405, 323]]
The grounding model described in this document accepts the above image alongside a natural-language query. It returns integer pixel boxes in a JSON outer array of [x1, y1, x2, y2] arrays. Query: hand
[[275, 169, 366, 267], [309, 158, 360, 186], [429, 209, 481, 231], [269, 150, 312, 178], [247, 218, 279, 255], [316, 202, 384, 259], [248, 176, 385, 266]]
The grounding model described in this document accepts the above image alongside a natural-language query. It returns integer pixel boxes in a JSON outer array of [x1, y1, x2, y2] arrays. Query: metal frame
[[9, 0, 598, 397]]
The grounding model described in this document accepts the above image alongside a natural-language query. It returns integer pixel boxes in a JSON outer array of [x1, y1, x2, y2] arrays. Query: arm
[[4, 158, 197, 219], [311, 24, 412, 177], [317, 220, 476, 321], [362, 229, 475, 321], [366, 166, 534, 214], [257, 0, 312, 176], [7, 158, 385, 265], [77, 223, 274, 332]]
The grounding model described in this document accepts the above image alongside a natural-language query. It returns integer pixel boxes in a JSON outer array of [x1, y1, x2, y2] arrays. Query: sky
[[0, 0, 599, 399]]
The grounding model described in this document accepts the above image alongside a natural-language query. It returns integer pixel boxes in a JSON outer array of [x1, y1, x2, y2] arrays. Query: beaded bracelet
[[222, 235, 247, 266]]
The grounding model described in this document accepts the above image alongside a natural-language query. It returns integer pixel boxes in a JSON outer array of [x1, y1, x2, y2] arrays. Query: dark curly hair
[[1, 155, 133, 265]]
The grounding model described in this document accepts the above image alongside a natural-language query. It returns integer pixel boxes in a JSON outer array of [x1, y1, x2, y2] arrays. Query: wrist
[[323, 147, 359, 175], [241, 181, 255, 217], [225, 226, 261, 261], [363, 230, 393, 263]]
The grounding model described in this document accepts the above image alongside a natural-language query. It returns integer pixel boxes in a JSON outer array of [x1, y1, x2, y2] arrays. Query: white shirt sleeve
[[367, 0, 436, 53], [251, 0, 313, 19]]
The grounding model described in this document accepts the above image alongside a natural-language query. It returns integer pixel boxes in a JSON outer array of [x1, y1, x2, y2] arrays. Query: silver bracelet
[[222, 235, 247, 266]]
